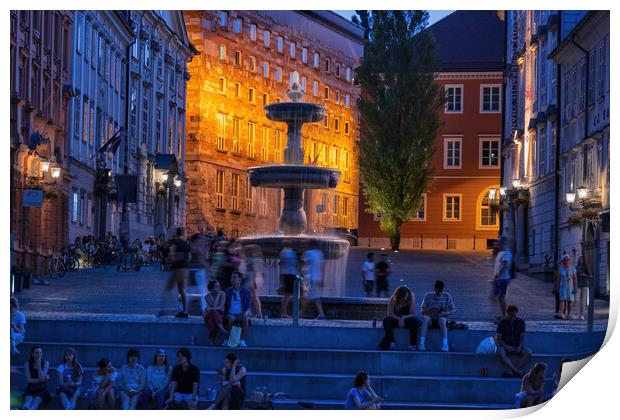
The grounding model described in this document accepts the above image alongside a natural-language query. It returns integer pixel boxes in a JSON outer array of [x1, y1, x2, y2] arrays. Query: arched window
[[480, 190, 498, 226]]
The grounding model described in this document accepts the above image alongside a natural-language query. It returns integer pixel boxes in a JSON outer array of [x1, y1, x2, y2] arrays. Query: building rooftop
[[427, 10, 505, 72]]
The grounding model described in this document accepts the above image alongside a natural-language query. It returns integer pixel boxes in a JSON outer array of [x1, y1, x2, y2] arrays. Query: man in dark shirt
[[375, 254, 391, 297], [496, 304, 531, 377], [158, 227, 192, 318], [167, 348, 200, 409]]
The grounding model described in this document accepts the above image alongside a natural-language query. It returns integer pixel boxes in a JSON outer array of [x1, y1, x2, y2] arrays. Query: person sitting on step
[[519, 362, 547, 407], [117, 348, 146, 410], [381, 285, 419, 351], [207, 352, 247, 410], [22, 345, 51, 410], [222, 271, 251, 348], [419, 280, 456, 352], [345, 371, 382, 410], [56, 347, 83, 410], [496, 304, 531, 378]]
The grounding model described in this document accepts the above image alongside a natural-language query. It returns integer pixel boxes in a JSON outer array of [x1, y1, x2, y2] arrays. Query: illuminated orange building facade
[[358, 11, 504, 251], [184, 11, 363, 238]]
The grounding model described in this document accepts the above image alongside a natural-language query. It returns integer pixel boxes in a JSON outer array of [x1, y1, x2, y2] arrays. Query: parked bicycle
[[47, 255, 66, 278], [61, 246, 80, 271]]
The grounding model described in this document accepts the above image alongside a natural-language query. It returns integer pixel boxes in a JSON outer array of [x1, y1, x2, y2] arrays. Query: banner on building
[[114, 175, 138, 203], [23, 189, 44, 208]]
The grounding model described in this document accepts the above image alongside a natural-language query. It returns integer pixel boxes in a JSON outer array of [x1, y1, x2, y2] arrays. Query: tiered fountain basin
[[248, 165, 340, 189], [265, 102, 326, 123], [236, 234, 349, 260]]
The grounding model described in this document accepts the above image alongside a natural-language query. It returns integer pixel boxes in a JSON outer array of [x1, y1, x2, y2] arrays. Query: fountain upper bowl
[[248, 165, 340, 189], [265, 102, 326, 123]]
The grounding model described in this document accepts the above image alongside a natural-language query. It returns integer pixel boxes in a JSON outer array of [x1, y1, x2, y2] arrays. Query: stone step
[[12, 341, 589, 378], [23, 317, 605, 354], [11, 367, 537, 404], [9, 394, 515, 410]]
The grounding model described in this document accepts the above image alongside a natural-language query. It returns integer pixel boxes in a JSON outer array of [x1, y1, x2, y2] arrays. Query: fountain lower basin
[[265, 102, 326, 123], [236, 235, 350, 260], [249, 165, 340, 189]]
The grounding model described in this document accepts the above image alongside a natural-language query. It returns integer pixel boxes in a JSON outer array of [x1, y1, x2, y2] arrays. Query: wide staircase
[[10, 316, 604, 410]]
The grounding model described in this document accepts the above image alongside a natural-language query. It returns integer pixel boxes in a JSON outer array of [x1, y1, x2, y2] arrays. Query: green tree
[[354, 10, 444, 250]]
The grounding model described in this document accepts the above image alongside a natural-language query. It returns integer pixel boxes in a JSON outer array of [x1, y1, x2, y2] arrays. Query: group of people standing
[[18, 345, 246, 410]]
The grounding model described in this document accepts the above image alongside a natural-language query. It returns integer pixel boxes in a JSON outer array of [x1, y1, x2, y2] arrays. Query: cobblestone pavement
[[16, 248, 609, 327]]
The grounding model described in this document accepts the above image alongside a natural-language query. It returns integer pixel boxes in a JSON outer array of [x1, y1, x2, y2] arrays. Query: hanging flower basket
[[44, 190, 58, 201], [567, 214, 583, 225], [581, 208, 601, 221]]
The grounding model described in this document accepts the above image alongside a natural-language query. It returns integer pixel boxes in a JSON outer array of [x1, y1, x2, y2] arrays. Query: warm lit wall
[[358, 72, 502, 250], [184, 11, 362, 238]]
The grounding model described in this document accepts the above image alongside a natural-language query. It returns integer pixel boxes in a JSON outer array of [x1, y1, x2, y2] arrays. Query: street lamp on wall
[[489, 188, 497, 200], [512, 178, 521, 189], [576, 186, 589, 200], [161, 173, 169, 182], [40, 161, 50, 173], [499, 187, 507, 197], [566, 191, 576, 204], [174, 177, 182, 188], [50, 167, 61, 179]]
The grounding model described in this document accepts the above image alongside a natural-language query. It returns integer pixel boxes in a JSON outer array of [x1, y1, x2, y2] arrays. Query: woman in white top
[[56, 348, 83, 409], [93, 358, 117, 409], [139, 349, 172, 409]]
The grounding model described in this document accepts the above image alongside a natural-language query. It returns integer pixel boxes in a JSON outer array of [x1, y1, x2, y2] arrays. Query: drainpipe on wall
[[553, 10, 562, 270], [499, 14, 509, 236]]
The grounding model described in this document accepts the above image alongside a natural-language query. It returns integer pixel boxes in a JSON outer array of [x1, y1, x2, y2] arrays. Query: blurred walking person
[[278, 242, 299, 319], [158, 227, 191, 318], [301, 245, 326, 320], [243, 244, 264, 319], [490, 237, 513, 320], [575, 256, 592, 320]]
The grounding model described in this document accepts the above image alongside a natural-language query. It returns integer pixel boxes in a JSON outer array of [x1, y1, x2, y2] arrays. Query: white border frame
[[443, 193, 462, 222], [444, 83, 464, 114], [479, 137, 501, 169], [479, 83, 502, 113], [409, 193, 427, 221], [444, 136, 463, 169]]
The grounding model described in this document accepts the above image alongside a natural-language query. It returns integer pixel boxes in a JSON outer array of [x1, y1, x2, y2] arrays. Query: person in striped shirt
[[419, 280, 456, 352]]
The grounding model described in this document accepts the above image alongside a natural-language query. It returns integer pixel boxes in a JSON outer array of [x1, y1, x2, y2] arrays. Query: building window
[[219, 11, 227, 29], [313, 81, 319, 96], [480, 85, 501, 112], [231, 173, 240, 211], [444, 138, 462, 168], [588, 49, 596, 105], [76, 19, 82, 55], [247, 122, 255, 158], [229, 117, 240, 154], [302, 47, 307, 63], [410, 193, 427, 221], [249, 56, 256, 72], [234, 50, 241, 66], [250, 24, 256, 41], [156, 97, 162, 152], [261, 126, 269, 161], [276, 67, 282, 82], [263, 62, 269, 77], [216, 170, 224, 209], [86, 197, 93, 228], [89, 103, 95, 146], [277, 36, 283, 53], [324, 58, 330, 72], [274, 130, 282, 163], [336, 63, 341, 77], [82, 98, 89, 144], [72, 191, 79, 222], [142, 87, 150, 147], [335, 91, 340, 104], [219, 44, 226, 60], [264, 30, 270, 47], [598, 40, 606, 97], [344, 121, 350, 135], [73, 97, 81, 139], [538, 129, 546, 177], [323, 115, 329, 129], [79, 192, 86, 225], [234, 83, 241, 98], [480, 190, 498, 227], [248, 87, 255, 103], [97, 35, 104, 73], [218, 77, 226, 94], [246, 177, 254, 214], [233, 18, 242, 33], [480, 138, 499, 168], [262, 92, 269, 106], [313, 52, 319, 68], [345, 94, 350, 108], [216, 113, 226, 151], [323, 86, 330, 100], [334, 118, 340, 132], [289, 42, 295, 58], [443, 194, 461, 221], [346, 67, 352, 82], [445, 85, 463, 113], [301, 77, 307, 92]]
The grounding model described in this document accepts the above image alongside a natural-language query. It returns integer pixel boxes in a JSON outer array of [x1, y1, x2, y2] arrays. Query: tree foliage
[[354, 10, 445, 249]]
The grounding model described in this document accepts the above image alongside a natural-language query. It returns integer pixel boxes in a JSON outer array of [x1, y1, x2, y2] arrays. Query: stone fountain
[[237, 72, 349, 261]]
